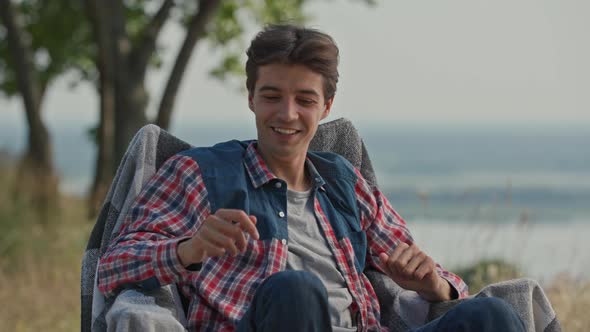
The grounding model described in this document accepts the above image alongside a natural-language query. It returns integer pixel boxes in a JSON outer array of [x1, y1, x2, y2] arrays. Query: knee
[[261, 270, 327, 300], [243, 271, 331, 331], [478, 297, 517, 316], [453, 297, 525, 332]]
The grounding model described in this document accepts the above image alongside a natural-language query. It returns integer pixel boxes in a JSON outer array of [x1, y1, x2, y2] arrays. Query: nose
[[276, 98, 298, 122]]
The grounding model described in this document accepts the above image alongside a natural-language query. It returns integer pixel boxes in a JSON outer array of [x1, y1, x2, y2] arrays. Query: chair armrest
[[366, 269, 469, 331], [367, 270, 560, 332], [106, 287, 186, 332]]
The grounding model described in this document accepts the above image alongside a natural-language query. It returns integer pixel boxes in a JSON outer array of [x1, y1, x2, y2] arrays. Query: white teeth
[[273, 127, 298, 135]]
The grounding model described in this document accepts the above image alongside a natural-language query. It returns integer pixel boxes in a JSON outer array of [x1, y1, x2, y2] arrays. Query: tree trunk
[[112, 0, 178, 164], [87, 0, 222, 197], [0, 0, 58, 216], [113, 80, 149, 168], [109, 0, 150, 167], [156, 0, 222, 130], [85, 0, 116, 217], [85, 0, 176, 214]]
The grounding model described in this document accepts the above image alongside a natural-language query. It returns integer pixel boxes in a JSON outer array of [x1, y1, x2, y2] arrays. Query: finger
[[415, 257, 436, 280], [204, 244, 225, 257], [392, 243, 415, 270], [211, 227, 240, 256], [403, 251, 427, 277], [198, 237, 226, 257], [234, 230, 248, 253], [378, 252, 396, 276], [383, 243, 410, 275], [216, 209, 259, 240], [200, 224, 240, 256], [209, 216, 248, 253], [388, 242, 410, 264]]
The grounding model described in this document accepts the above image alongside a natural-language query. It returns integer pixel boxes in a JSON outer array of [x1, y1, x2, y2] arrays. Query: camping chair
[[81, 118, 561, 331]]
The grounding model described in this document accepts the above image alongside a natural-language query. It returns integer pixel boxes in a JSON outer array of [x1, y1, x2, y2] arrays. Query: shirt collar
[[243, 142, 326, 191], [305, 156, 327, 191]]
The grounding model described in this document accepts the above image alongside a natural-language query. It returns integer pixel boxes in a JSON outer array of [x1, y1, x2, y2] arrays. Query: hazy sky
[[1, 0, 589, 133]]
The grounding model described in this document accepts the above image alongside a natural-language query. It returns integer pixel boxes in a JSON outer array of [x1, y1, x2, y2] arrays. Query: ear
[[248, 94, 254, 112], [320, 96, 334, 120]]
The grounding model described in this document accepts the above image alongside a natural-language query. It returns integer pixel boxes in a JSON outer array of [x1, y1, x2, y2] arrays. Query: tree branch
[[84, 0, 116, 210], [107, 0, 131, 64], [0, 0, 55, 185], [155, 0, 222, 130], [129, 0, 175, 78], [0, 0, 42, 114]]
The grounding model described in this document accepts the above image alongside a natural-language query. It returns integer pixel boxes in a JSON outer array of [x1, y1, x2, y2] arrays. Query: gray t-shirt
[[286, 189, 357, 331]]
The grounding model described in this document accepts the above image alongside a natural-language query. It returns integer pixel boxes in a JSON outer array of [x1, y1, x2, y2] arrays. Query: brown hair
[[245, 24, 339, 102]]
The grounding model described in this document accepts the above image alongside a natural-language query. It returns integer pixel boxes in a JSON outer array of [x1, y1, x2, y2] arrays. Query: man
[[98, 24, 525, 331]]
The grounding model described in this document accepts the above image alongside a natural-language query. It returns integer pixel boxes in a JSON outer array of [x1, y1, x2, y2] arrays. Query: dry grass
[[456, 260, 590, 331], [0, 254, 82, 331], [546, 274, 590, 332], [0, 165, 92, 331], [0, 204, 92, 331]]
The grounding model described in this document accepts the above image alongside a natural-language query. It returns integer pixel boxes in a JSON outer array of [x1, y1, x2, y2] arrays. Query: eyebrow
[[258, 85, 321, 98]]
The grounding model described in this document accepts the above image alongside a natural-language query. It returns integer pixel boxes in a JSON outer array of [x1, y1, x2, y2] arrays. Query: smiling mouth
[[271, 127, 300, 135]]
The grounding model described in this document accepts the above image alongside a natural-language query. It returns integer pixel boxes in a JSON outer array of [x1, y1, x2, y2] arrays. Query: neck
[[258, 148, 310, 192]]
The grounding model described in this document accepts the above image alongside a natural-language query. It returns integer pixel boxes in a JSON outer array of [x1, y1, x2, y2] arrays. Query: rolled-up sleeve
[[354, 168, 469, 298], [97, 155, 210, 297]]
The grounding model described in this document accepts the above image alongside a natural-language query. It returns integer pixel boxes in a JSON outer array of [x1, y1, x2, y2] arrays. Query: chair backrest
[[81, 118, 379, 331]]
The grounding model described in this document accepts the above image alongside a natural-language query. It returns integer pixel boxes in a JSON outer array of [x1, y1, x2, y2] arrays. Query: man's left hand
[[378, 242, 453, 302]]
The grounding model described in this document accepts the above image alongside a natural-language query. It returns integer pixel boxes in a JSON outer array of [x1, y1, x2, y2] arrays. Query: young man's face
[[249, 63, 333, 162]]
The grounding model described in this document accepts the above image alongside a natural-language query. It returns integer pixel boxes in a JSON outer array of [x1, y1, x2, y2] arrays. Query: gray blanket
[[81, 118, 561, 331]]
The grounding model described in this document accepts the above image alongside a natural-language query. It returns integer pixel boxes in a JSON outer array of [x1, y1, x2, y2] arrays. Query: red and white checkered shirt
[[98, 142, 468, 331]]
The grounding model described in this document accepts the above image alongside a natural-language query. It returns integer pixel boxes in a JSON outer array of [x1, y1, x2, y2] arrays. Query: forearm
[[417, 276, 455, 302], [97, 236, 190, 297]]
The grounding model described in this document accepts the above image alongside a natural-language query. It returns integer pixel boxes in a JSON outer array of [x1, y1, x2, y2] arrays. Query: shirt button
[[278, 211, 285, 218], [281, 239, 287, 245], [275, 182, 282, 189]]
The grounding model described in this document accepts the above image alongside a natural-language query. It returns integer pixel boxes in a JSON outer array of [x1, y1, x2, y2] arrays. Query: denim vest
[[179, 140, 368, 273]]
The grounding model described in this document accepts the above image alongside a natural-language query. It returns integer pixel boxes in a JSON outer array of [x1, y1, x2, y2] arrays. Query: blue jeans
[[237, 270, 525, 332], [413, 297, 526, 332], [236, 270, 331, 332]]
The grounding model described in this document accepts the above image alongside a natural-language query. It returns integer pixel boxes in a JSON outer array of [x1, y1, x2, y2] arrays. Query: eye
[[297, 98, 317, 106], [263, 95, 280, 102]]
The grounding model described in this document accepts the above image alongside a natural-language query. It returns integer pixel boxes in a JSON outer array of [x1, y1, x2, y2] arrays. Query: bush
[[454, 259, 523, 293]]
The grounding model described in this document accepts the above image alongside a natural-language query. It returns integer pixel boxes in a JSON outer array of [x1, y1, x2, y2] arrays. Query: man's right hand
[[177, 209, 259, 267]]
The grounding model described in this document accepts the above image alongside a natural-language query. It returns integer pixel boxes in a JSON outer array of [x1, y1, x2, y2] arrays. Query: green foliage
[[125, 0, 153, 40], [210, 1, 244, 45], [252, 0, 308, 24], [455, 259, 523, 293], [0, 0, 95, 97], [0, 25, 16, 94], [3, 0, 374, 144], [0, 0, 318, 98], [210, 53, 244, 80], [206, 0, 309, 90]]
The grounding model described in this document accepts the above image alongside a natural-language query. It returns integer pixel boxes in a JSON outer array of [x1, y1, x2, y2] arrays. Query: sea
[[1, 122, 589, 283]]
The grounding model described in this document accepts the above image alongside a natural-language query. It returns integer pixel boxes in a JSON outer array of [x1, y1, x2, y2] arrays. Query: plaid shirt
[[98, 142, 468, 331]]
